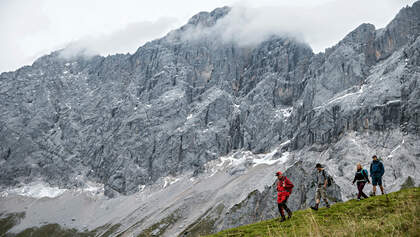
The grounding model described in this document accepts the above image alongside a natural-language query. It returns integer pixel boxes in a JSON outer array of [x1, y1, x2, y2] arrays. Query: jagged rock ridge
[[0, 2, 420, 236]]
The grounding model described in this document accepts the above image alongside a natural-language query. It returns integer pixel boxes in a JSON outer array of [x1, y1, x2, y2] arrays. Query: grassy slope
[[209, 187, 420, 237]]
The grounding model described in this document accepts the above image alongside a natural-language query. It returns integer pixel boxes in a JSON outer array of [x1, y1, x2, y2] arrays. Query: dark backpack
[[371, 161, 384, 176], [371, 162, 380, 173], [322, 170, 333, 187], [362, 169, 369, 181]]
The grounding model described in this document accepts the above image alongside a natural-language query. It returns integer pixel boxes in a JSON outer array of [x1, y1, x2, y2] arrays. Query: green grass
[[208, 187, 420, 237], [180, 203, 225, 237], [13, 224, 94, 237], [137, 209, 182, 237], [0, 212, 25, 236], [1, 219, 120, 237]]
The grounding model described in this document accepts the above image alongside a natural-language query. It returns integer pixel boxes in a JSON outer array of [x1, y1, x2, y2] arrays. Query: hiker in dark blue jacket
[[370, 155, 385, 196], [352, 163, 370, 200]]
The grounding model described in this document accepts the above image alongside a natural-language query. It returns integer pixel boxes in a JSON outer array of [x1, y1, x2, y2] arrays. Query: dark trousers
[[277, 196, 291, 217], [357, 182, 368, 199]]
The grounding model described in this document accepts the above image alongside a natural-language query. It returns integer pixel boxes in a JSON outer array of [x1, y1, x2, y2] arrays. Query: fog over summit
[[0, 0, 416, 72]]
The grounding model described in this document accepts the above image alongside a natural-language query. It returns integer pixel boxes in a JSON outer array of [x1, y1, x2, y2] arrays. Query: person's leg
[[278, 202, 286, 221], [278, 194, 287, 221], [283, 196, 292, 218], [278, 203, 284, 215], [359, 182, 368, 199], [372, 177, 377, 196], [378, 177, 384, 194], [320, 187, 330, 207], [357, 182, 362, 199], [311, 188, 321, 210], [284, 203, 292, 218]]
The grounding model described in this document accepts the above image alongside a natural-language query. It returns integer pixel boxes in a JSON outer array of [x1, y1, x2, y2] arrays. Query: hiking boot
[[279, 216, 286, 222], [286, 208, 292, 219], [357, 198, 361, 201], [326, 204, 330, 208], [370, 193, 376, 197], [310, 206, 318, 211]]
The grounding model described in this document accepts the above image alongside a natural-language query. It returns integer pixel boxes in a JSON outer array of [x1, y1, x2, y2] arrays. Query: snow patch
[[6, 183, 67, 199], [254, 150, 289, 167], [280, 140, 291, 147], [275, 107, 293, 119], [153, 71, 165, 78], [161, 89, 185, 102], [81, 181, 104, 194], [0, 191, 8, 198], [218, 155, 248, 168], [163, 176, 180, 188], [387, 139, 404, 159], [386, 100, 401, 105], [313, 85, 366, 110], [139, 185, 146, 192], [327, 87, 363, 105], [205, 145, 291, 175], [2, 180, 106, 199]]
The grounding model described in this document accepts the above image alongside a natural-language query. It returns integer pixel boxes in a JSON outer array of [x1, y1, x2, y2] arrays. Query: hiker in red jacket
[[276, 171, 294, 222]]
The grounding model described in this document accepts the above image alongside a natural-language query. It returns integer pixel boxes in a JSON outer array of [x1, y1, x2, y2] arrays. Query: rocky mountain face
[[1, 2, 420, 236]]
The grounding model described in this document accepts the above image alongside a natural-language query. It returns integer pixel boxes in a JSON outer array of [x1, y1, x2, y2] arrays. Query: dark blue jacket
[[370, 160, 384, 177]]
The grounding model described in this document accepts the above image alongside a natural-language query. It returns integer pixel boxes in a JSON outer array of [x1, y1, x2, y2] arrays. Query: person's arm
[[323, 170, 328, 188], [380, 162, 385, 176], [352, 173, 357, 184], [370, 163, 373, 177]]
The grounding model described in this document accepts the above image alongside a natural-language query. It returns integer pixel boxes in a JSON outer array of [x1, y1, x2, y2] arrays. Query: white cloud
[[59, 17, 177, 59], [181, 0, 417, 50], [0, 0, 417, 73]]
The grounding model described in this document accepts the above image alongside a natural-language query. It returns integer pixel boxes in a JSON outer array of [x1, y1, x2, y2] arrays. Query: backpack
[[371, 161, 384, 176], [361, 169, 369, 182], [322, 170, 333, 187], [279, 177, 294, 194], [371, 162, 380, 173], [286, 177, 294, 194], [362, 169, 368, 177]]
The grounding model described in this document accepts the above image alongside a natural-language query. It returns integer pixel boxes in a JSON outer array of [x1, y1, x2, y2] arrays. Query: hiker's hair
[[356, 163, 362, 169]]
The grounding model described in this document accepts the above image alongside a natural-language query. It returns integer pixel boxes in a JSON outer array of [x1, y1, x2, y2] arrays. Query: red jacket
[[277, 176, 294, 195]]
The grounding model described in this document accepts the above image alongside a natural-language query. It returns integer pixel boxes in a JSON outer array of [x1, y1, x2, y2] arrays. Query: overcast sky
[[0, 0, 416, 73]]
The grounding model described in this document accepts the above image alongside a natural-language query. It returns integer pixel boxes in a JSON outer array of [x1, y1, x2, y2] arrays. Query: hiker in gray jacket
[[311, 163, 330, 211]]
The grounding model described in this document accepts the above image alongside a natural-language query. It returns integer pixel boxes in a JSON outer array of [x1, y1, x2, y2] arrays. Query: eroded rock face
[[0, 6, 314, 195], [0, 0, 419, 218]]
